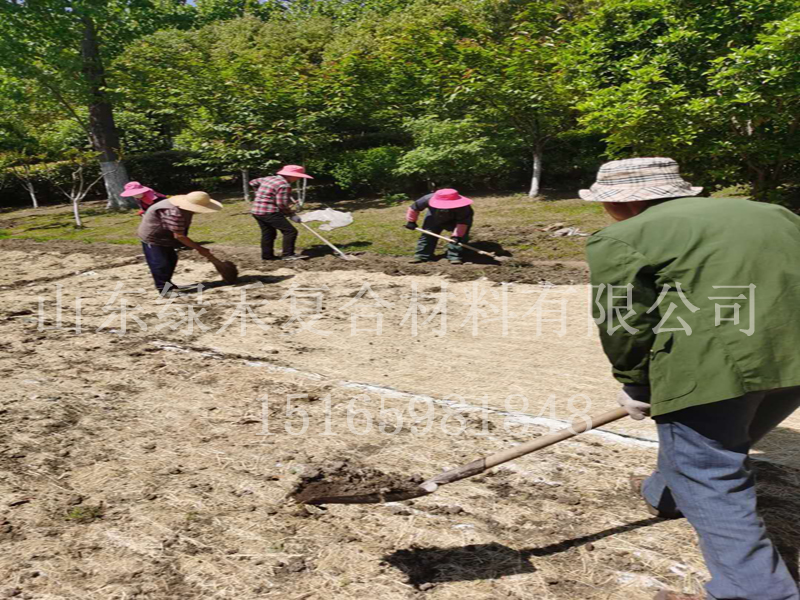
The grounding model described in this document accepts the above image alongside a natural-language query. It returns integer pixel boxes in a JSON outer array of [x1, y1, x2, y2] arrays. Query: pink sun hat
[[429, 188, 473, 209], [277, 165, 314, 179], [120, 181, 154, 197]]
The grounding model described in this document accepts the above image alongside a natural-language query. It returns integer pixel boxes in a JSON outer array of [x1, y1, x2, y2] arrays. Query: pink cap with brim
[[277, 165, 314, 179], [120, 181, 153, 197], [429, 188, 472, 209]]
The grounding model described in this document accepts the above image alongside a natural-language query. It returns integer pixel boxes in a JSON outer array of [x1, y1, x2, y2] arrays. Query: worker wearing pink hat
[[249, 165, 313, 261], [404, 188, 474, 264], [120, 181, 167, 215]]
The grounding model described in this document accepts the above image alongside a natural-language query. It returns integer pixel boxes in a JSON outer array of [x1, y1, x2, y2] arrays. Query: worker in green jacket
[[583, 157, 800, 600]]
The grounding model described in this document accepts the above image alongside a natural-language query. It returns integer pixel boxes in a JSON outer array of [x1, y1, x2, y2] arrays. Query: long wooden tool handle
[[417, 227, 498, 259], [485, 406, 628, 468], [423, 407, 629, 489], [299, 222, 348, 258]]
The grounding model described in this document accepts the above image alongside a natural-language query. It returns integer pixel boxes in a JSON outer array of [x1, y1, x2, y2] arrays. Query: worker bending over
[[138, 191, 222, 295], [404, 188, 473, 264], [585, 157, 800, 600]]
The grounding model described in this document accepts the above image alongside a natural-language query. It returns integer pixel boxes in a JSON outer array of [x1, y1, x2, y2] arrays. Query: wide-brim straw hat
[[168, 191, 223, 214], [429, 188, 473, 209], [580, 157, 702, 203], [120, 181, 153, 197], [277, 165, 314, 179]]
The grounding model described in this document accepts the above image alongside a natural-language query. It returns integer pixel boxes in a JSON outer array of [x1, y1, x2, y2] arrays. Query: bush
[[124, 150, 205, 194], [0, 150, 231, 208], [320, 146, 409, 195], [0, 159, 102, 208], [395, 117, 517, 189]]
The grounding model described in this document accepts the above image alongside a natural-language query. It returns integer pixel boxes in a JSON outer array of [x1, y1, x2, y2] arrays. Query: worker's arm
[[404, 194, 433, 229], [585, 234, 661, 389], [174, 233, 212, 258], [404, 207, 420, 229], [248, 177, 265, 187]]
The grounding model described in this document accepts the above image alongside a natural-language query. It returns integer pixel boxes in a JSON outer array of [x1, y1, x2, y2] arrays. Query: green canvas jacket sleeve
[[586, 235, 661, 387]]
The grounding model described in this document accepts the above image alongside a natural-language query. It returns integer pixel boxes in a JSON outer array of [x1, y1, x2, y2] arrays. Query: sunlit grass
[[1, 190, 613, 261]]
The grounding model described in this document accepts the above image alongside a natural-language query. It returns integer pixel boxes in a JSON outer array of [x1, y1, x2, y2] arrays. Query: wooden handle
[[423, 407, 628, 489], [484, 406, 628, 469], [417, 227, 498, 259], [300, 222, 348, 258]]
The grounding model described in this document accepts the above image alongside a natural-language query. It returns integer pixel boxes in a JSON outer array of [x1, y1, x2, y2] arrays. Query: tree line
[[1, 0, 798, 211]]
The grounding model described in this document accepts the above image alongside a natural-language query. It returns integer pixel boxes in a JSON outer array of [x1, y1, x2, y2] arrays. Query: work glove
[[290, 214, 302, 223], [404, 222, 418, 230], [617, 386, 651, 421], [451, 236, 462, 244]]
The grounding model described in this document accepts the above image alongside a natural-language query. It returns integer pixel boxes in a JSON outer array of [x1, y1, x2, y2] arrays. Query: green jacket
[[586, 197, 800, 416]]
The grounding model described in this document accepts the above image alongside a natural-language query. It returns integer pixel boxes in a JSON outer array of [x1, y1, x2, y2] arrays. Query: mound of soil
[[291, 462, 423, 505], [0, 238, 588, 285]]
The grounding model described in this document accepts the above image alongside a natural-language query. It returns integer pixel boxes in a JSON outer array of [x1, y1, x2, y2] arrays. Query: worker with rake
[[584, 157, 800, 600], [404, 188, 473, 264], [249, 165, 312, 261], [138, 191, 223, 295]]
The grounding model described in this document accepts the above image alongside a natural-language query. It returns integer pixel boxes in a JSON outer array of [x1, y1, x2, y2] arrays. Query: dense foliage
[[1, 0, 798, 207]]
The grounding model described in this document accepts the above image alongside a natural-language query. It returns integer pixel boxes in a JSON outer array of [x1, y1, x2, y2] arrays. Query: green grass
[[0, 190, 613, 261]]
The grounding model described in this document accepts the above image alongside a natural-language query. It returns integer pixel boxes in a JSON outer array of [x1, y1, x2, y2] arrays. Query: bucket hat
[[429, 188, 473, 209], [120, 181, 153, 197], [277, 165, 314, 179], [580, 157, 702, 203], [168, 191, 223, 214]]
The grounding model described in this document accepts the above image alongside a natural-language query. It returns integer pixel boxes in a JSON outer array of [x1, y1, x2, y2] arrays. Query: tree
[[5, 152, 46, 208], [566, 0, 800, 200], [450, 1, 580, 196], [115, 15, 337, 188], [55, 151, 108, 227], [704, 12, 800, 202], [0, 0, 198, 209]]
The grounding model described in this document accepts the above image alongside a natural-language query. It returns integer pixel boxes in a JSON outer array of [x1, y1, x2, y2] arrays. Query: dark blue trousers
[[141, 242, 178, 293], [643, 388, 800, 600]]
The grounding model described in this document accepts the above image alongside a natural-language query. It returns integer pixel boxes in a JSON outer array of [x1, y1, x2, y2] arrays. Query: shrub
[[324, 146, 409, 195]]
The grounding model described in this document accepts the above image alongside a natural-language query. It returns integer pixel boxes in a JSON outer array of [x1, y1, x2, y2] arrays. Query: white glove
[[617, 386, 651, 421], [290, 214, 302, 223]]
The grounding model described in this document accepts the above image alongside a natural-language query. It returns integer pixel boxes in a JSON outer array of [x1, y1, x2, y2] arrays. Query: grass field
[[0, 190, 612, 262]]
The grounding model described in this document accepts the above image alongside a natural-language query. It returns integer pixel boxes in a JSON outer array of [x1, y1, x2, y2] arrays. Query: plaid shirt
[[138, 200, 193, 247], [250, 175, 294, 215]]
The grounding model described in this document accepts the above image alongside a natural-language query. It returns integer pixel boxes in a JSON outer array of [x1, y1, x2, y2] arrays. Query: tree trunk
[[26, 182, 38, 208], [528, 148, 543, 198], [242, 169, 251, 202], [81, 16, 132, 210], [72, 198, 83, 228]]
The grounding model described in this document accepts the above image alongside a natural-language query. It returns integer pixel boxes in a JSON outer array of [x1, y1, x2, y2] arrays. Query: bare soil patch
[[0, 238, 588, 286], [1, 243, 798, 600]]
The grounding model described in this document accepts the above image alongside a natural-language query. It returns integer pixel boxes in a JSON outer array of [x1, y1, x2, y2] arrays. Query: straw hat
[[429, 188, 473, 209], [120, 181, 153, 197], [277, 165, 314, 179], [580, 157, 702, 203], [168, 191, 222, 214]]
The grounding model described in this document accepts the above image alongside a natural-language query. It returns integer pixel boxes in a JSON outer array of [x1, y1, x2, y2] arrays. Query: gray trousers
[[643, 387, 800, 600]]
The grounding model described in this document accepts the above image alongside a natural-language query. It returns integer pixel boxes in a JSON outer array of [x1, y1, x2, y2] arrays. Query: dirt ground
[[2, 240, 800, 600]]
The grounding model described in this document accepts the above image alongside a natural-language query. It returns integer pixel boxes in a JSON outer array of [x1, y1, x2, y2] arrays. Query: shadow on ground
[[302, 241, 372, 259], [177, 273, 294, 292], [383, 518, 660, 586], [385, 461, 800, 588]]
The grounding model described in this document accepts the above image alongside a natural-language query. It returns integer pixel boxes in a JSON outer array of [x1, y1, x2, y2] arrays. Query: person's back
[[588, 196, 800, 415], [138, 199, 193, 248]]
